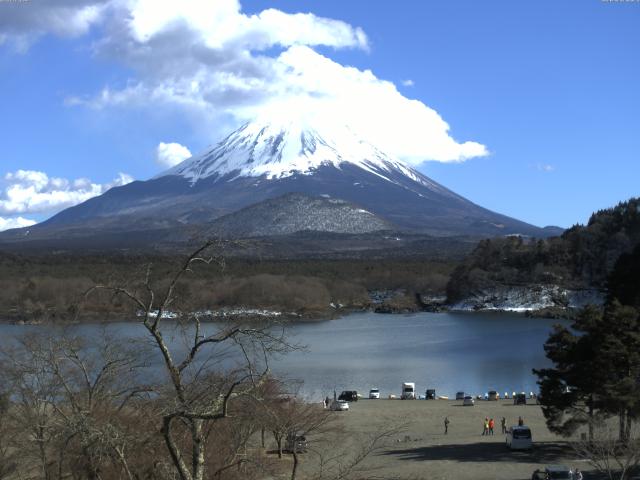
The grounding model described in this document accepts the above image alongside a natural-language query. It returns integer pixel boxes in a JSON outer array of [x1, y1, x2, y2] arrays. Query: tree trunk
[[192, 419, 206, 480], [588, 399, 594, 441], [162, 416, 193, 480], [290, 448, 299, 480], [37, 425, 49, 480], [113, 446, 134, 480], [619, 410, 627, 442], [624, 412, 632, 444]]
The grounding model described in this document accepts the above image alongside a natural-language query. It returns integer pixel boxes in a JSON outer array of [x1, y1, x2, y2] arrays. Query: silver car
[[330, 400, 349, 411]]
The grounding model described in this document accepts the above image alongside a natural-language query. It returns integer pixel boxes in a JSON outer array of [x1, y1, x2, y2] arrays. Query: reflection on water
[[0, 311, 564, 400]]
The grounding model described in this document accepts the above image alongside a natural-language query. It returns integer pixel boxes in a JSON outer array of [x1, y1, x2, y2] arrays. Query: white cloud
[[0, 216, 36, 232], [3, 0, 487, 165], [535, 163, 555, 172], [156, 142, 192, 167], [402, 79, 415, 87], [0, 1, 108, 51], [0, 170, 133, 216]]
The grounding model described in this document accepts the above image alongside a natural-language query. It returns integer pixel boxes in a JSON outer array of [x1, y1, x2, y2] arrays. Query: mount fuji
[[0, 119, 561, 251]]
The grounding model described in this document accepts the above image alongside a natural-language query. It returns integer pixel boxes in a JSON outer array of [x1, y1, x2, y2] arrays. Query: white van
[[401, 382, 416, 399], [506, 426, 532, 450]]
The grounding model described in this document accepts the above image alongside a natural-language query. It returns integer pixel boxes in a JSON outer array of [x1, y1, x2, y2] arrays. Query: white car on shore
[[401, 382, 416, 399], [330, 400, 349, 411], [506, 426, 532, 450], [369, 388, 380, 399], [463, 395, 475, 406]]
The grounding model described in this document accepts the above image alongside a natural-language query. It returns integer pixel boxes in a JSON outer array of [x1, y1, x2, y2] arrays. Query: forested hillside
[[447, 198, 640, 304], [0, 253, 454, 323]]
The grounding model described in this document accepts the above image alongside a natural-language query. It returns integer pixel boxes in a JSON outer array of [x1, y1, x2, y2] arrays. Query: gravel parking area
[[319, 398, 593, 480]]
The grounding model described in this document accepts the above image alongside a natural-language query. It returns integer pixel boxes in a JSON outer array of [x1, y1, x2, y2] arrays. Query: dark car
[[544, 465, 573, 479], [285, 432, 309, 453], [425, 389, 436, 400], [338, 390, 358, 402], [531, 469, 546, 480], [514, 393, 527, 405]]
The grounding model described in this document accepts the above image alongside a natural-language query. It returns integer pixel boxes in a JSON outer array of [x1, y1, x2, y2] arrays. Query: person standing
[[501, 417, 507, 434], [489, 418, 495, 435], [482, 417, 489, 435], [518, 416, 524, 426], [575, 468, 583, 480], [444, 416, 450, 435]]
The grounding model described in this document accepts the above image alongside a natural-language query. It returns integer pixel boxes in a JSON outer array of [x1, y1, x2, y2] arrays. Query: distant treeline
[[0, 253, 454, 322]]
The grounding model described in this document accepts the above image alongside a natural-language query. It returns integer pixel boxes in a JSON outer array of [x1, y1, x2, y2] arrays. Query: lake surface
[[0, 311, 564, 400]]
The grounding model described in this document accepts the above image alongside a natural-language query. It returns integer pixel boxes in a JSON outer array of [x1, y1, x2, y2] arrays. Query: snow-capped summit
[[159, 119, 447, 194]]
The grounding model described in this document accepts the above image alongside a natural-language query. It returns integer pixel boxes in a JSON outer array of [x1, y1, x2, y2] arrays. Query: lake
[[0, 311, 564, 400]]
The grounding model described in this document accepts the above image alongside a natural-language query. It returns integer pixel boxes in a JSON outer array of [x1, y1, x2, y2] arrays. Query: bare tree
[[573, 417, 640, 480], [256, 381, 334, 478], [0, 392, 17, 480], [0, 330, 158, 480], [84, 240, 296, 480], [308, 422, 407, 480], [255, 379, 406, 480]]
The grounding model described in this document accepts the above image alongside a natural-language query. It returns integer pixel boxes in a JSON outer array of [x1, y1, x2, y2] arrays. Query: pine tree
[[534, 306, 605, 439], [535, 250, 640, 441]]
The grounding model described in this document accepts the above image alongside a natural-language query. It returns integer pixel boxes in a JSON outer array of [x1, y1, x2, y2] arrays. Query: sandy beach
[[307, 398, 592, 480]]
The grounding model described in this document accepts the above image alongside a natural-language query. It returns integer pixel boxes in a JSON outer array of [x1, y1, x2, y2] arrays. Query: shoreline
[[0, 304, 577, 325]]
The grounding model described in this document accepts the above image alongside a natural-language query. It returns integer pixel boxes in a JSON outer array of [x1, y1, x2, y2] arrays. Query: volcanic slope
[[0, 119, 561, 248]]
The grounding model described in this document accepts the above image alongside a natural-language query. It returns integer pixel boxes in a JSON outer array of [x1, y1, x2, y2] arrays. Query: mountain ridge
[[0, 119, 562, 250]]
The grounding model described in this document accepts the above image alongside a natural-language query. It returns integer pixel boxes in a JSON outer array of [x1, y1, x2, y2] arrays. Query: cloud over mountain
[[0, 216, 36, 232], [156, 142, 192, 168], [0, 170, 133, 230], [2, 0, 487, 166]]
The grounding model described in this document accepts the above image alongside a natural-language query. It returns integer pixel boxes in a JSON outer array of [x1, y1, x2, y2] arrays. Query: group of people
[[442, 416, 524, 435], [444, 417, 524, 436], [483, 416, 522, 435], [482, 417, 495, 435]]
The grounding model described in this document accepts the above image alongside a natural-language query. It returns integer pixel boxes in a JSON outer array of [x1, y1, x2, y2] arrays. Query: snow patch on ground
[[450, 285, 605, 312], [139, 307, 299, 319]]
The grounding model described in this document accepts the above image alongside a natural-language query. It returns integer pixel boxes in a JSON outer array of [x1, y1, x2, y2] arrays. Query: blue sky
[[0, 0, 638, 230]]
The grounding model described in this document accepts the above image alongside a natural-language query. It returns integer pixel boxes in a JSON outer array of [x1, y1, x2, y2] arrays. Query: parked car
[[544, 465, 574, 479], [488, 390, 499, 401], [506, 425, 532, 450], [369, 388, 380, 399], [401, 382, 416, 400], [463, 395, 475, 406], [330, 400, 349, 411], [531, 469, 546, 480], [285, 432, 309, 453], [425, 389, 436, 400], [338, 391, 358, 402], [514, 393, 527, 405], [455, 391, 465, 400]]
